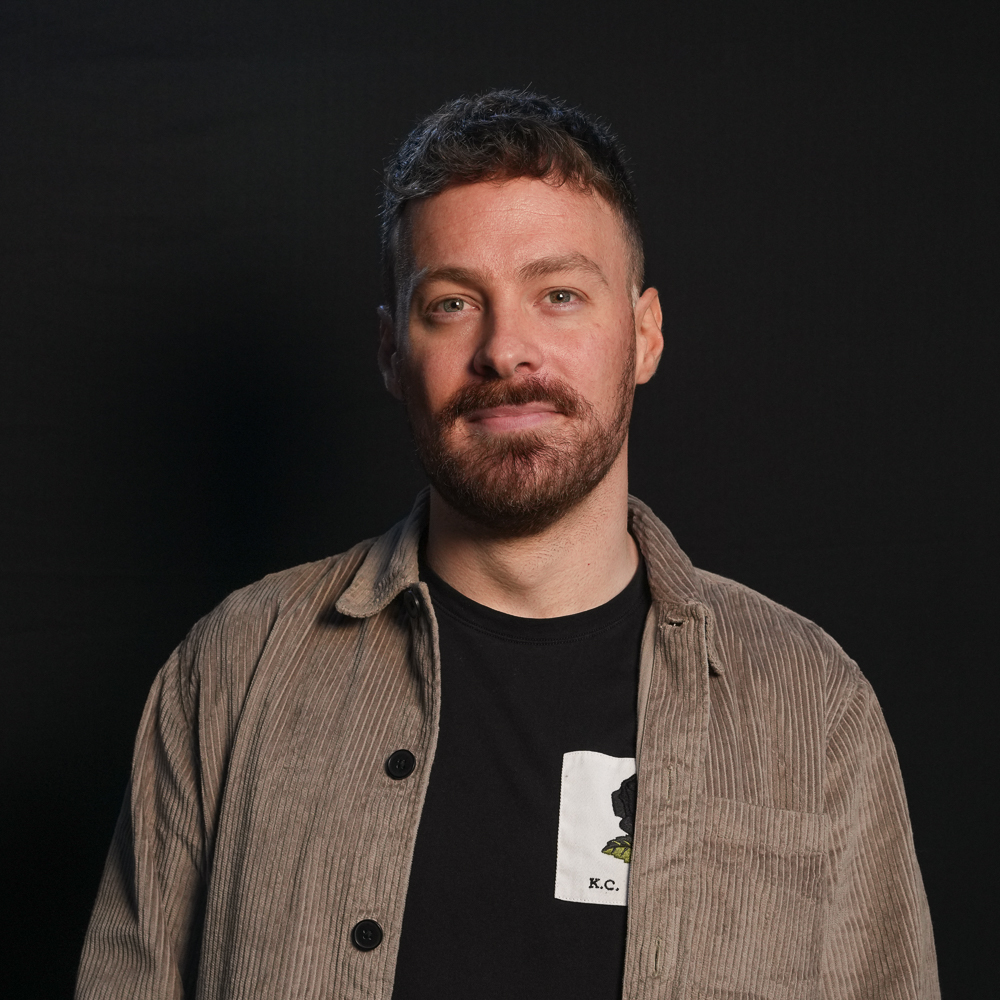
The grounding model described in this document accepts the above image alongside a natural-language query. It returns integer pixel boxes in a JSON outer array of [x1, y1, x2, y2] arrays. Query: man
[[77, 91, 938, 999]]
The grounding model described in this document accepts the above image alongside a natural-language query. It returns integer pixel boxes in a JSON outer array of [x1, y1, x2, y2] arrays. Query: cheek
[[549, 325, 633, 398], [400, 344, 468, 413]]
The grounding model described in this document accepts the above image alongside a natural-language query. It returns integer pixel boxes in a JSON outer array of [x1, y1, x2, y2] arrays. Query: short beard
[[404, 357, 635, 538]]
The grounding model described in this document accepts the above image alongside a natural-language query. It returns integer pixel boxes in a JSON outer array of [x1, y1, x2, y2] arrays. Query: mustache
[[437, 376, 587, 427]]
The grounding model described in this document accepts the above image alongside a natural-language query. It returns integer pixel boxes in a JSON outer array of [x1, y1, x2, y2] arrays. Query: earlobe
[[377, 306, 404, 400], [634, 287, 664, 384]]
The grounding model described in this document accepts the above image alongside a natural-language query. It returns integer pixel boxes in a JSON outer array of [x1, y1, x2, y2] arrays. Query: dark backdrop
[[2, 0, 995, 994]]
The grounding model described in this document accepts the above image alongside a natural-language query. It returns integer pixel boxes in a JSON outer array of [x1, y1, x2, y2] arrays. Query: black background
[[2, 0, 995, 994]]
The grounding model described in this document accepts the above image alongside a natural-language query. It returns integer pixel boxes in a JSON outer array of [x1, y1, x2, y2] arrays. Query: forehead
[[406, 176, 629, 284]]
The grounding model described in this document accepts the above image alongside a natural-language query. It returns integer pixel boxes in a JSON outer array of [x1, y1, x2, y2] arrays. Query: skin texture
[[378, 176, 663, 617]]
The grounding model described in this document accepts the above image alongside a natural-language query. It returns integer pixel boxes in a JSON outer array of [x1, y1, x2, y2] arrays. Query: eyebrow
[[417, 266, 484, 288], [414, 252, 610, 295], [515, 252, 609, 286]]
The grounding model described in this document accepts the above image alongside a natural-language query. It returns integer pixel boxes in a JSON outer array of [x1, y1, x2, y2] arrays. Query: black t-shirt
[[391, 557, 650, 1000]]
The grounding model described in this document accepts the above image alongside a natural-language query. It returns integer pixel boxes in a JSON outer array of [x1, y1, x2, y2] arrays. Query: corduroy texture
[[77, 491, 938, 999]]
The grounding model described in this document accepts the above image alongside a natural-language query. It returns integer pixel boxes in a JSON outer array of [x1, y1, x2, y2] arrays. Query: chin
[[426, 432, 625, 538]]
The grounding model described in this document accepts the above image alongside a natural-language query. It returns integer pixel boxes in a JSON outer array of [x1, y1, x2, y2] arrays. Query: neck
[[424, 450, 638, 618]]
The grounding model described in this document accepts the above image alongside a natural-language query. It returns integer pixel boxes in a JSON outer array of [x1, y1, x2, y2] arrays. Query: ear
[[633, 287, 664, 384], [377, 305, 405, 400]]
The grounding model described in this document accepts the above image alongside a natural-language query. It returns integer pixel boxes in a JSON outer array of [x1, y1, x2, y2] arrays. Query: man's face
[[380, 175, 663, 536]]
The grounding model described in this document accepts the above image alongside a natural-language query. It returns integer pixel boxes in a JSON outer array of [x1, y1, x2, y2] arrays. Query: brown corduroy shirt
[[77, 492, 939, 999]]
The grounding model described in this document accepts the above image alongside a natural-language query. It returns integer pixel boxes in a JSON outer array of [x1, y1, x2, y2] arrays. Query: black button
[[351, 919, 383, 951], [386, 749, 416, 779], [402, 588, 420, 618]]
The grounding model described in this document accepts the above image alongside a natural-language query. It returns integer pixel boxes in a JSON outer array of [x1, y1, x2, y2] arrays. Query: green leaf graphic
[[602, 836, 632, 863]]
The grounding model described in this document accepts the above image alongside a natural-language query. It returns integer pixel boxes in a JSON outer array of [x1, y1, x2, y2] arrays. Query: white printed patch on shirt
[[554, 750, 636, 906]]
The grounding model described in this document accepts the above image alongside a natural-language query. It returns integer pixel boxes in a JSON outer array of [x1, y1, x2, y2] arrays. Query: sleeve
[[76, 644, 208, 1000], [823, 671, 940, 999]]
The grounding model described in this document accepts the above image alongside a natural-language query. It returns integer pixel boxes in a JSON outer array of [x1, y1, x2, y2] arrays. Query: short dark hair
[[380, 90, 644, 313]]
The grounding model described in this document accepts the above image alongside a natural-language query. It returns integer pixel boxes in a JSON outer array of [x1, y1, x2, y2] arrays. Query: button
[[351, 919, 383, 951], [402, 588, 420, 619], [386, 749, 416, 779]]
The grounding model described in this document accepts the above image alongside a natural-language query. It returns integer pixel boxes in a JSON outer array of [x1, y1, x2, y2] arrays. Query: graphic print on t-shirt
[[555, 751, 637, 906]]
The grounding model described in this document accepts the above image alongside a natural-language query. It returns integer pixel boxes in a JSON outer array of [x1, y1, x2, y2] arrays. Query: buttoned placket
[[623, 600, 715, 999], [342, 581, 444, 996]]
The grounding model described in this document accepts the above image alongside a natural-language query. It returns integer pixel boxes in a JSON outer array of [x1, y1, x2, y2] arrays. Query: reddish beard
[[403, 361, 635, 537]]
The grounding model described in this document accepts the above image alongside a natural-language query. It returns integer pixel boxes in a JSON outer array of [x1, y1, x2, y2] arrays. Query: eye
[[435, 297, 467, 313], [546, 289, 577, 304]]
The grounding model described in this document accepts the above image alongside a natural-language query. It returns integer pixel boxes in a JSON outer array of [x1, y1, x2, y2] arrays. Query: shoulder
[[172, 539, 377, 695], [194, 540, 374, 640], [692, 567, 864, 716]]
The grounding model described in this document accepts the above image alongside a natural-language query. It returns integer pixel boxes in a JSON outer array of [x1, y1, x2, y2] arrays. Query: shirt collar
[[334, 489, 429, 618], [335, 488, 706, 619]]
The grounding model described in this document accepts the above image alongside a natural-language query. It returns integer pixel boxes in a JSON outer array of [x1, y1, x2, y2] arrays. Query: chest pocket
[[686, 797, 830, 999]]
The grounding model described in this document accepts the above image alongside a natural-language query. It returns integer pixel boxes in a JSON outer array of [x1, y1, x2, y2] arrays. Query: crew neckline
[[419, 550, 650, 644]]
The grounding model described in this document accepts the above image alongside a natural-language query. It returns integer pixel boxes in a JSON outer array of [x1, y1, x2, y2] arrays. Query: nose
[[472, 301, 542, 379]]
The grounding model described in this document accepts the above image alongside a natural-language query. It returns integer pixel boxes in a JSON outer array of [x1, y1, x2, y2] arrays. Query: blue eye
[[547, 290, 575, 304]]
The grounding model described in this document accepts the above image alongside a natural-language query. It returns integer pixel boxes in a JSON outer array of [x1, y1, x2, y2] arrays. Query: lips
[[463, 401, 564, 434], [465, 400, 559, 421]]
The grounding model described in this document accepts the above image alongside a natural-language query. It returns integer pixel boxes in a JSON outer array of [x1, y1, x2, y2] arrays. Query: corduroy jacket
[[77, 492, 939, 1000]]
